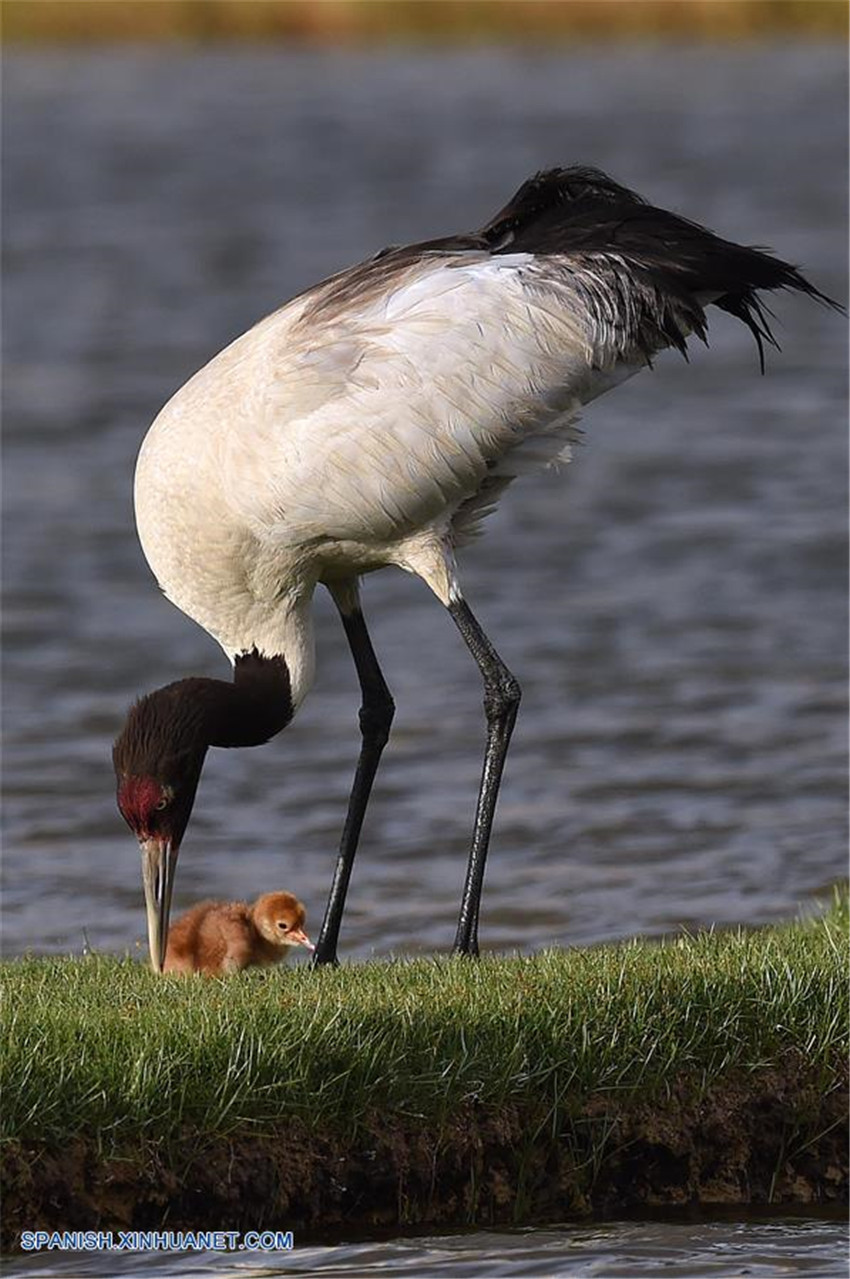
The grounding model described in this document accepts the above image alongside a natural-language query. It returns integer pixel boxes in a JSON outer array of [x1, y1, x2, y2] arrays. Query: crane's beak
[[140, 837, 178, 974], [289, 928, 314, 951]]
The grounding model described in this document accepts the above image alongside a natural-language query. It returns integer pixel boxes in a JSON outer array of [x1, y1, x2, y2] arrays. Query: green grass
[[2, 891, 847, 1150]]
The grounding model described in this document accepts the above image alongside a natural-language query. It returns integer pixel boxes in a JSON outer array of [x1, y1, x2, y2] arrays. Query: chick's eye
[[277, 921, 289, 931]]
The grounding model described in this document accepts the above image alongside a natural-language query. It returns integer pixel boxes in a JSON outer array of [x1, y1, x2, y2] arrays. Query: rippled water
[[8, 1215, 850, 1278], [4, 45, 846, 963]]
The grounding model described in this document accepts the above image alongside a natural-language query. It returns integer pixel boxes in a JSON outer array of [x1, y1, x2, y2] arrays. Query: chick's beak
[[289, 928, 314, 951], [140, 837, 178, 973]]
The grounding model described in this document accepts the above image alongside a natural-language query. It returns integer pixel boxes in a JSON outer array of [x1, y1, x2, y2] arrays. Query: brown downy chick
[[163, 891, 312, 975]]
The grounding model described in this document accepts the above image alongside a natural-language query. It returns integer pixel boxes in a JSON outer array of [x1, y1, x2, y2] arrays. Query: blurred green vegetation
[[3, 0, 847, 45]]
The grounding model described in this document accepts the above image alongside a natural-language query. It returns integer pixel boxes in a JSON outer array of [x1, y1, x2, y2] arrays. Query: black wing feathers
[[479, 166, 840, 369], [303, 165, 839, 361]]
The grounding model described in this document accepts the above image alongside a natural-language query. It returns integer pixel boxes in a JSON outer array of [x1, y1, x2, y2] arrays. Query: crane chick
[[163, 891, 313, 975]]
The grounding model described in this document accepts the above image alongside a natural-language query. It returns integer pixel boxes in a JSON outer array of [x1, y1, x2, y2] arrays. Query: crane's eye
[[155, 796, 169, 811]]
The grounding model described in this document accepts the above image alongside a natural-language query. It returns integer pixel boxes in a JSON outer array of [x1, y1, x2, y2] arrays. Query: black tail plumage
[[478, 166, 842, 371]]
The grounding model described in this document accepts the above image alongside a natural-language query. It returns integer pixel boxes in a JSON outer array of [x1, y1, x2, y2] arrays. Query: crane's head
[[113, 682, 209, 974], [114, 660, 294, 974]]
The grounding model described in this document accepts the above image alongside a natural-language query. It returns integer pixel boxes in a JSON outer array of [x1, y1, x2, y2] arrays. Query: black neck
[[152, 653, 293, 752], [205, 652, 294, 748], [115, 649, 295, 777], [114, 653, 294, 783]]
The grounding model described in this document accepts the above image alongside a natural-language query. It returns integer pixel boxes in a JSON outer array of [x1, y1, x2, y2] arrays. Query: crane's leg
[[448, 595, 521, 957], [312, 584, 394, 967]]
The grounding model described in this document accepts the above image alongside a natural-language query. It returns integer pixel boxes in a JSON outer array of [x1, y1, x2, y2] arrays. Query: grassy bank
[[2, 893, 847, 1245], [3, 0, 847, 45]]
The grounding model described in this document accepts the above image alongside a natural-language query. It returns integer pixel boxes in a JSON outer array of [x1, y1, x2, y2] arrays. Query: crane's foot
[[451, 940, 480, 959]]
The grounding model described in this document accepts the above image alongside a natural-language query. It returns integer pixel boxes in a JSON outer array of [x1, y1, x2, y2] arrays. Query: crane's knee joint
[[359, 694, 395, 745], [483, 674, 521, 723]]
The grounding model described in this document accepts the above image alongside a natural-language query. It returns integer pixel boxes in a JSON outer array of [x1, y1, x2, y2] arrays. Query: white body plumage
[[135, 252, 643, 706]]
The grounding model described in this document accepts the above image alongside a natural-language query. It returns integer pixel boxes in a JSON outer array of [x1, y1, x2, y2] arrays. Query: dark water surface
[[8, 1214, 850, 1278], [2, 40, 848, 1279]]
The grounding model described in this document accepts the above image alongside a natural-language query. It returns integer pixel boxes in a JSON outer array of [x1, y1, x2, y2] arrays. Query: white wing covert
[[252, 252, 630, 547]]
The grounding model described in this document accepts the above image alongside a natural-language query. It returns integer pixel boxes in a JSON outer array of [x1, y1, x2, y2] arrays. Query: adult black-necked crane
[[113, 166, 837, 972]]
